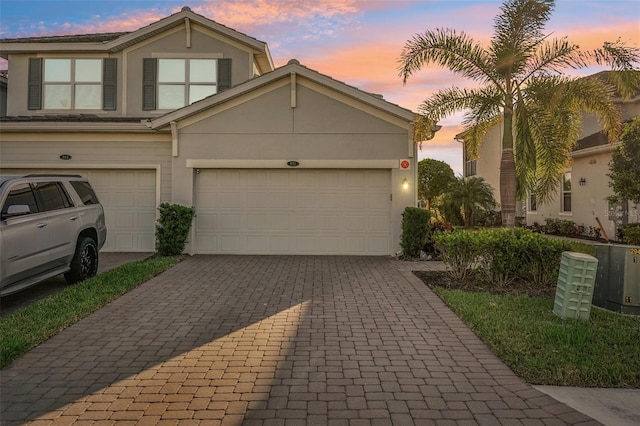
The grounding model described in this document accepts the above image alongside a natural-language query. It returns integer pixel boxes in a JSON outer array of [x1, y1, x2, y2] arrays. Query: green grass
[[433, 287, 640, 387], [0, 256, 178, 368]]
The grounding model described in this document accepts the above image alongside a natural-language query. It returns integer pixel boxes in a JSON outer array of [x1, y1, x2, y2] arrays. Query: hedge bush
[[156, 203, 196, 256], [400, 207, 432, 258], [434, 228, 571, 287], [619, 223, 640, 245], [432, 230, 483, 281]]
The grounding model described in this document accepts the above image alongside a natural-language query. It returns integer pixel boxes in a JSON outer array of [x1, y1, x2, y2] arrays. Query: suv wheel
[[64, 237, 99, 284]]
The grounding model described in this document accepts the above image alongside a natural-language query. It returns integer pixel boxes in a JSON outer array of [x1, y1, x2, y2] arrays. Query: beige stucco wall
[[0, 132, 173, 203], [169, 77, 414, 254], [468, 123, 502, 204], [527, 149, 618, 238]]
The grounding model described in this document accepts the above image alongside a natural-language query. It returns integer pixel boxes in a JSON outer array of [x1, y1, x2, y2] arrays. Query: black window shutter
[[28, 58, 43, 110], [102, 58, 117, 110], [142, 58, 157, 110], [218, 58, 232, 92]]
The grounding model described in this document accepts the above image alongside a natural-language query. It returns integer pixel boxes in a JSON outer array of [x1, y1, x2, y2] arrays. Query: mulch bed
[[413, 269, 557, 299]]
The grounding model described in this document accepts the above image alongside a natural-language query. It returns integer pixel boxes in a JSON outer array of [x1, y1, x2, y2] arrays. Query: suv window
[[70, 181, 100, 205], [34, 182, 73, 211], [1, 183, 38, 218]]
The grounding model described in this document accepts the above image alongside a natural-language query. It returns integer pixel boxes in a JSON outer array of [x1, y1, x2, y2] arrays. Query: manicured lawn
[[0, 256, 178, 368], [432, 286, 640, 387]]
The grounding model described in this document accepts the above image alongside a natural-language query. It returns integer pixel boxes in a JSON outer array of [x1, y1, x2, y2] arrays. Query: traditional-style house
[[0, 7, 421, 255]]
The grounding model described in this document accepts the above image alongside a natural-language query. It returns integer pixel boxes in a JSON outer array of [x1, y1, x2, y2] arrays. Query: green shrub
[[620, 223, 640, 245], [475, 228, 527, 286], [156, 203, 196, 256], [545, 218, 579, 235], [433, 230, 483, 281], [520, 233, 571, 286], [435, 228, 571, 288], [400, 207, 432, 258]]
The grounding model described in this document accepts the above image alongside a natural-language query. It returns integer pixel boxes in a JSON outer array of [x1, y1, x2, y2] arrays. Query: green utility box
[[553, 252, 599, 320]]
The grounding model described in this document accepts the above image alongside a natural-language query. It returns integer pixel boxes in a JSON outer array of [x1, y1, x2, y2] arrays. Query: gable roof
[[0, 7, 274, 73], [150, 59, 415, 130]]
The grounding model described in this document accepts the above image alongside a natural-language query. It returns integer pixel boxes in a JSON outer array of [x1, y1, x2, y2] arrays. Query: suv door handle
[[37, 222, 47, 228], [69, 216, 78, 220]]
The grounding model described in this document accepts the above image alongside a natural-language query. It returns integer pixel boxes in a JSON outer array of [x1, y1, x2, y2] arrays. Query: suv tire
[[64, 237, 99, 284]]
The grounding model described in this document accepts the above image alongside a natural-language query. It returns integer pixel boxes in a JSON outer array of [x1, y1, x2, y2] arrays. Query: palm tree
[[448, 176, 497, 228], [399, 0, 639, 228]]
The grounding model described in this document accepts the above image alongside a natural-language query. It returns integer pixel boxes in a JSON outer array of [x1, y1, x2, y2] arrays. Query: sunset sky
[[1, 0, 638, 174]]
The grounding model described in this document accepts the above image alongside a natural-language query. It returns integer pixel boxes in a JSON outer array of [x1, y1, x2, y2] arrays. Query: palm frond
[[399, 28, 497, 86], [522, 37, 584, 81], [490, 0, 555, 77]]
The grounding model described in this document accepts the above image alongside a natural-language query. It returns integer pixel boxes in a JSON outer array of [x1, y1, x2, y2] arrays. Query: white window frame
[[157, 58, 217, 109], [43, 58, 102, 110]]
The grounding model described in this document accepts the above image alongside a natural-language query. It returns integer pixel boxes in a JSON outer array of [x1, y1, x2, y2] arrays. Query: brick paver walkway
[[1, 256, 598, 425]]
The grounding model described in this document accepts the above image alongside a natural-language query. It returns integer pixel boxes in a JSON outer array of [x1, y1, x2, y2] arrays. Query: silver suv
[[0, 174, 107, 296]]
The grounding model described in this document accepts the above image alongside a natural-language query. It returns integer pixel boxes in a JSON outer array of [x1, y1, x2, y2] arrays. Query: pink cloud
[[194, 0, 360, 30]]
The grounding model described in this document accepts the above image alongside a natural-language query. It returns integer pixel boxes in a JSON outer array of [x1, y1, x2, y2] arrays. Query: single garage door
[[6, 169, 156, 252], [195, 169, 391, 255]]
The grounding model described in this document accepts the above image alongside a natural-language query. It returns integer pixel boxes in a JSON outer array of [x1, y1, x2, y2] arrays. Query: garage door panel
[[220, 214, 242, 231], [317, 193, 340, 209], [367, 193, 390, 209], [269, 193, 290, 208]]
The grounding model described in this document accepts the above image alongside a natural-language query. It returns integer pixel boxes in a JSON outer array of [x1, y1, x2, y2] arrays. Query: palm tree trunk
[[500, 91, 517, 228], [500, 149, 517, 228]]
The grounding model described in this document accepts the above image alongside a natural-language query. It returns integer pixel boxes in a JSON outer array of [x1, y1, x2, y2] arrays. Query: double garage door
[[6, 169, 156, 252], [195, 169, 392, 255]]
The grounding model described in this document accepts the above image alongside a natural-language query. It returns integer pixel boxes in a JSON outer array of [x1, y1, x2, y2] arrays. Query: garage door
[[195, 169, 391, 255], [6, 169, 156, 252]]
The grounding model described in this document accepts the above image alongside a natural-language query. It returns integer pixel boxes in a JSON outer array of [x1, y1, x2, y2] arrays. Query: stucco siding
[[0, 135, 172, 203], [470, 124, 502, 204], [527, 150, 618, 239], [124, 24, 252, 116]]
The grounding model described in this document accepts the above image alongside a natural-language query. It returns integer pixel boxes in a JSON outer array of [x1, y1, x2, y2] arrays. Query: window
[[143, 57, 231, 110], [28, 58, 116, 111], [465, 159, 477, 177], [43, 59, 102, 109], [1, 183, 38, 218], [561, 172, 571, 213], [529, 194, 537, 212], [70, 181, 100, 205], [158, 59, 217, 109], [463, 145, 476, 176], [33, 182, 73, 212]]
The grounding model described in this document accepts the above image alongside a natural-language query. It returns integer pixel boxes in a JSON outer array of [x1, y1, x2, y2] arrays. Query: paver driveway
[[1, 256, 597, 425]]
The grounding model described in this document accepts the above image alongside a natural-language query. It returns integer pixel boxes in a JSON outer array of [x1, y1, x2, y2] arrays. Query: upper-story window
[[158, 59, 217, 109], [143, 57, 231, 111], [44, 59, 102, 109], [28, 58, 116, 111], [463, 144, 476, 177]]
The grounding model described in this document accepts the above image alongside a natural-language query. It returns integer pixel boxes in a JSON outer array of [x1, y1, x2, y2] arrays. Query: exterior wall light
[[401, 178, 409, 190], [579, 178, 586, 186]]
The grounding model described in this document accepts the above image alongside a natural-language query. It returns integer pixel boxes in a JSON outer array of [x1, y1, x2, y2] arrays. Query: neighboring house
[[462, 83, 640, 240], [0, 7, 420, 255]]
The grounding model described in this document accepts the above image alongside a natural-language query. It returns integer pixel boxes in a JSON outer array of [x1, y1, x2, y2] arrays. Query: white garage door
[[7, 169, 156, 252], [195, 169, 391, 255]]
